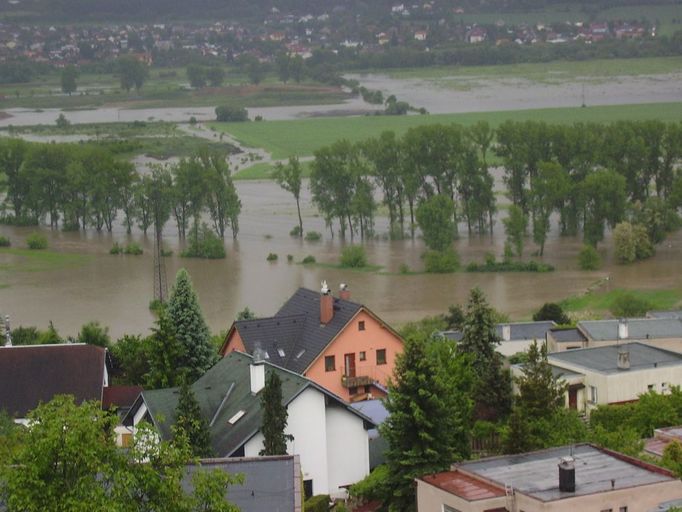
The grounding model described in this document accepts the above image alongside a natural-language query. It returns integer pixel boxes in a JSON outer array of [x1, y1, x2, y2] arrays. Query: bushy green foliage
[[176, 381, 213, 457], [0, 236, 10, 247], [77, 321, 111, 348], [578, 244, 601, 270], [215, 105, 248, 122], [533, 303, 570, 324], [349, 465, 390, 503], [110, 242, 123, 254], [182, 223, 226, 259], [614, 221, 654, 263], [236, 307, 257, 320], [423, 249, 460, 273], [304, 231, 322, 242], [340, 245, 367, 268], [109, 334, 152, 385], [301, 255, 316, 264], [416, 195, 455, 252], [266, 252, 278, 262], [25, 232, 47, 250], [304, 495, 330, 512], [466, 258, 553, 273], [259, 372, 293, 456], [610, 292, 653, 317], [123, 242, 143, 255], [289, 226, 302, 237], [286, 254, 293, 262], [503, 205, 528, 258]]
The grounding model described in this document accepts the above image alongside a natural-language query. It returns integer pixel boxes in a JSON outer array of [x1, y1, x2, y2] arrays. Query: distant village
[[0, 2, 654, 67]]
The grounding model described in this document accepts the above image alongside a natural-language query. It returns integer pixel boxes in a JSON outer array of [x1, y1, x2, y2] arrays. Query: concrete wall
[[305, 309, 403, 400], [325, 403, 370, 498]]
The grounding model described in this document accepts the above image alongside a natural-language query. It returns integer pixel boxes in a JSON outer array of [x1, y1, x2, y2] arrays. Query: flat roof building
[[417, 444, 682, 512]]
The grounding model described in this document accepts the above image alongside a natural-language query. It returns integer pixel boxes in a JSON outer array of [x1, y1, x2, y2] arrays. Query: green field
[[211, 101, 682, 160], [233, 160, 313, 180], [560, 288, 682, 316], [381, 56, 682, 87]]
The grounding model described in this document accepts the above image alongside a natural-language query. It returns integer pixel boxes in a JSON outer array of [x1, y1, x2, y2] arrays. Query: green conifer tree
[[146, 309, 185, 388], [176, 380, 212, 457], [381, 336, 470, 512], [166, 269, 216, 380], [259, 371, 293, 456], [514, 340, 567, 420]]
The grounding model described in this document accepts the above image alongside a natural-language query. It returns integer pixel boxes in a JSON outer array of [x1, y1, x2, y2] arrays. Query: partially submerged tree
[[273, 157, 304, 237]]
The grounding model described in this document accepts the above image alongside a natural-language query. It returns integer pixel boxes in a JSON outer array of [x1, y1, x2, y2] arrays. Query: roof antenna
[[3, 315, 11, 347]]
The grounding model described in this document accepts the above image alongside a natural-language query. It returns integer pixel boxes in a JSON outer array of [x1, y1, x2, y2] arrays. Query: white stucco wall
[[325, 403, 370, 498]]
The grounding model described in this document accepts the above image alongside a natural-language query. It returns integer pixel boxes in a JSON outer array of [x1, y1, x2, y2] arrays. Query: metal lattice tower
[[153, 218, 168, 304]]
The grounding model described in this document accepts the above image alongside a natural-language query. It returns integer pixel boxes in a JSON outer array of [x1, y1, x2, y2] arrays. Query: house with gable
[[219, 283, 404, 402], [124, 351, 374, 499]]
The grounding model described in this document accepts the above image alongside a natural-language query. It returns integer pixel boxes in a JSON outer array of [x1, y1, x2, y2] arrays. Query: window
[[359, 321, 366, 331], [600, 509, 613, 512], [303, 480, 313, 499], [349, 387, 358, 395], [589, 385, 598, 404], [377, 349, 387, 365], [619, 507, 628, 512], [325, 355, 336, 372], [359, 351, 366, 361], [648, 384, 655, 391]]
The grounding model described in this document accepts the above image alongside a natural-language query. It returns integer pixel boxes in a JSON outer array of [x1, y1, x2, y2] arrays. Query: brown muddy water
[[1, 177, 681, 340]]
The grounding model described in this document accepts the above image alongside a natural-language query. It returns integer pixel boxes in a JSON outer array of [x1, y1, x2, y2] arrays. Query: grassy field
[[0, 248, 91, 273], [560, 288, 682, 316], [233, 160, 313, 180], [381, 56, 682, 86], [211, 101, 682, 160], [0, 67, 350, 110]]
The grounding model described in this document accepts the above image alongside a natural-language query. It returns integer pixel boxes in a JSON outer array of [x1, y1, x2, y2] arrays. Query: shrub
[[110, 242, 123, 255], [189, 116, 197, 125], [578, 244, 601, 270], [215, 105, 248, 122], [533, 303, 570, 324], [289, 225, 302, 237], [26, 232, 47, 250], [304, 495, 330, 512], [0, 236, 10, 247], [340, 245, 367, 268], [254, 115, 264, 121], [399, 263, 410, 274], [123, 242, 143, 255], [305, 231, 322, 242], [301, 255, 316, 264], [610, 292, 652, 318], [349, 465, 389, 503], [614, 222, 654, 264], [182, 223, 226, 259], [161, 248, 173, 257], [286, 254, 293, 262], [423, 249, 459, 273], [266, 252, 278, 262]]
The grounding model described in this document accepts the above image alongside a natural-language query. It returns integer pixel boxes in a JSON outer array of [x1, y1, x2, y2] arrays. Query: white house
[[124, 351, 373, 499]]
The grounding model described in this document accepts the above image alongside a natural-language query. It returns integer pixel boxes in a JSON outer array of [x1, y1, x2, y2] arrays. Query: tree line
[[297, 120, 682, 260], [0, 139, 241, 244]]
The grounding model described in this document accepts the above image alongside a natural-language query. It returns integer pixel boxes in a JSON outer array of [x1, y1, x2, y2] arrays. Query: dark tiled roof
[[550, 327, 588, 343], [127, 351, 373, 457], [548, 342, 682, 374], [0, 344, 106, 418], [183, 455, 300, 512], [234, 288, 363, 373], [102, 385, 143, 411]]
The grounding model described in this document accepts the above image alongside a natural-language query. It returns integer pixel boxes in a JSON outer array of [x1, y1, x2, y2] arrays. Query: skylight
[[277, 348, 286, 357], [295, 349, 305, 359], [228, 410, 245, 425]]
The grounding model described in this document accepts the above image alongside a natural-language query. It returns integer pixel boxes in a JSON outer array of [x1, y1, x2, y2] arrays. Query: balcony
[[341, 374, 375, 388]]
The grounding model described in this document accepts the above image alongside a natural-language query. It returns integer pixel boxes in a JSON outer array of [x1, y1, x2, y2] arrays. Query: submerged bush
[[289, 226, 302, 237], [0, 236, 10, 247], [26, 232, 47, 250], [424, 249, 460, 273], [266, 252, 278, 262], [340, 245, 367, 268], [124, 242, 143, 255], [578, 244, 601, 270], [304, 231, 321, 242], [110, 242, 123, 255], [182, 223, 226, 259], [301, 255, 316, 264]]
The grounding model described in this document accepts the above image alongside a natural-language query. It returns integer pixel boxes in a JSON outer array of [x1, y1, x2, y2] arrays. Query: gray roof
[[578, 318, 682, 341], [441, 321, 555, 343], [183, 456, 300, 512], [459, 444, 675, 502], [124, 351, 373, 456], [548, 342, 682, 374], [549, 328, 587, 343], [549, 364, 584, 380], [647, 311, 682, 320], [233, 288, 363, 373]]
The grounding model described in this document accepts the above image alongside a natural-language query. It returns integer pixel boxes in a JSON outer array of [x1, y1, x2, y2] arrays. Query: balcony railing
[[341, 374, 375, 388], [339, 365, 392, 389]]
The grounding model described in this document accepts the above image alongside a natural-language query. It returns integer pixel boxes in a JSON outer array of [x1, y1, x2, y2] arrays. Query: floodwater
[[2, 176, 681, 340]]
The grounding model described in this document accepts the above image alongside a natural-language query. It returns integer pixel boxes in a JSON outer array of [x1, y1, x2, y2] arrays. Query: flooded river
[[1, 178, 681, 340]]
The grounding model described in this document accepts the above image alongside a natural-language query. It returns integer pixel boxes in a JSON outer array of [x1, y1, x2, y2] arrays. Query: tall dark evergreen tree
[[459, 288, 512, 420], [175, 380, 212, 457], [145, 309, 185, 388], [166, 269, 216, 380], [381, 336, 471, 512], [259, 371, 293, 456], [514, 340, 567, 420]]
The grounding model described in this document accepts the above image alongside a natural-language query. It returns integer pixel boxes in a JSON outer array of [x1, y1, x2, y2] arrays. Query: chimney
[[250, 348, 266, 394], [320, 280, 334, 325], [339, 283, 351, 301], [618, 318, 629, 340], [617, 345, 630, 370], [502, 324, 511, 342], [558, 457, 575, 493]]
